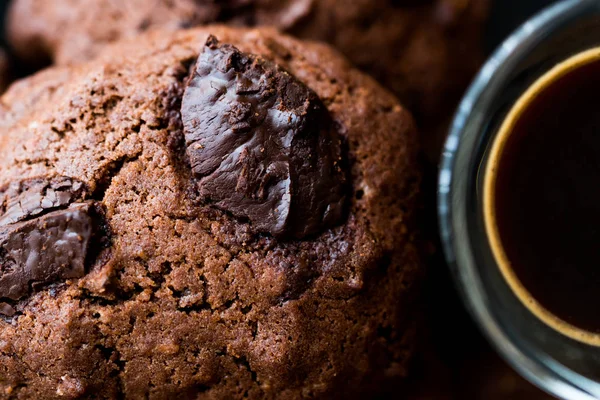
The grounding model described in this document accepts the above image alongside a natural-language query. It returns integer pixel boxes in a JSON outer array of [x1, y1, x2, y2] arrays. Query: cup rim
[[438, 0, 600, 399]]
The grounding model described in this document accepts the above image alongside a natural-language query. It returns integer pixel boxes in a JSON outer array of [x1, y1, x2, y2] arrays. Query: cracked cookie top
[[0, 27, 421, 399]]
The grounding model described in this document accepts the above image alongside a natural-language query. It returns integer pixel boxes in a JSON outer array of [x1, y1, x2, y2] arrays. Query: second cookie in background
[[6, 0, 488, 162]]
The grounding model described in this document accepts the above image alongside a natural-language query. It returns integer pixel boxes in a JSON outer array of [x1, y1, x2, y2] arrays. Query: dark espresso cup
[[439, 1, 600, 399]]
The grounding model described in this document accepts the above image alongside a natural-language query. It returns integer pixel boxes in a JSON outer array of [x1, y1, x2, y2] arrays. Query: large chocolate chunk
[[0, 177, 87, 227], [182, 36, 347, 239], [0, 203, 93, 300]]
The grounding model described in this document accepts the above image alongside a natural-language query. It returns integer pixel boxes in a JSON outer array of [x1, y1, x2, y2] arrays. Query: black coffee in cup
[[484, 49, 600, 345]]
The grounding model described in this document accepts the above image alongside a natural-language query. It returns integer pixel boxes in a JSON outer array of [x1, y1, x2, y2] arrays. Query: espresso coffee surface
[[486, 52, 600, 339]]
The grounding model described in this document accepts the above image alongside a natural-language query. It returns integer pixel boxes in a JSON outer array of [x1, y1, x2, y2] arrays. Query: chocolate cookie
[[7, 0, 488, 161], [0, 27, 421, 399]]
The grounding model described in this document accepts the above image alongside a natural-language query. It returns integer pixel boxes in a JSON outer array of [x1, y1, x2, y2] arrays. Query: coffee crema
[[484, 48, 600, 346]]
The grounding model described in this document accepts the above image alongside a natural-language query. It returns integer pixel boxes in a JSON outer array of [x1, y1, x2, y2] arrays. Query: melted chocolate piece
[[0, 203, 93, 300], [182, 36, 347, 239], [0, 177, 87, 227]]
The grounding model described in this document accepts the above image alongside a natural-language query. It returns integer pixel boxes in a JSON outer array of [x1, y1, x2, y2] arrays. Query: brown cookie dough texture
[[0, 27, 421, 399], [7, 0, 488, 160]]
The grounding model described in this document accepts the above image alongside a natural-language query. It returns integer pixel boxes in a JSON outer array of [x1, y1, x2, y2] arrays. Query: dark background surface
[[485, 0, 558, 53]]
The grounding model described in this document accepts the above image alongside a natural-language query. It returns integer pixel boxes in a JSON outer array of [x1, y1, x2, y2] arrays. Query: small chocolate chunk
[[182, 36, 347, 238], [0, 202, 94, 300], [0, 177, 87, 227]]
